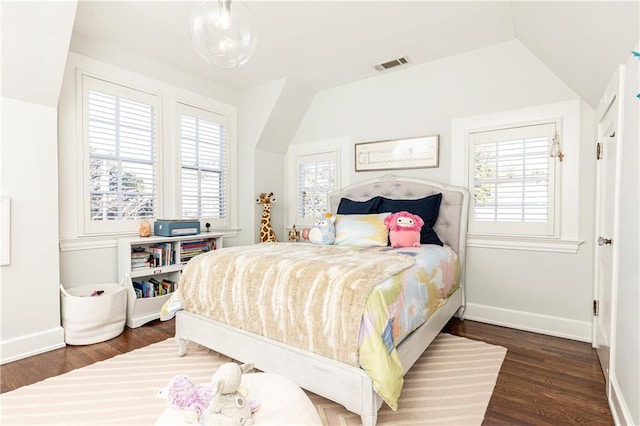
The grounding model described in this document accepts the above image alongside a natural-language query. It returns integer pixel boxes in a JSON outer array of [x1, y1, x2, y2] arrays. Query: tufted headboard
[[329, 174, 470, 282]]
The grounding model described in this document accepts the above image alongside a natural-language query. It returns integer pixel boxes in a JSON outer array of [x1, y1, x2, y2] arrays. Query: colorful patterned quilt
[[161, 243, 459, 410], [357, 244, 460, 408]]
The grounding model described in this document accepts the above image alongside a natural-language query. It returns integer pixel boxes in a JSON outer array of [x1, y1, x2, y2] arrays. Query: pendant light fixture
[[190, 0, 257, 69]]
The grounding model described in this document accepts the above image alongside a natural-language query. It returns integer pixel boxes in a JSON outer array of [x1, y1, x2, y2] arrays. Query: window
[[296, 152, 336, 222], [469, 121, 558, 237], [83, 76, 160, 235], [178, 103, 228, 226], [451, 100, 584, 253], [285, 137, 350, 228], [63, 61, 238, 246]]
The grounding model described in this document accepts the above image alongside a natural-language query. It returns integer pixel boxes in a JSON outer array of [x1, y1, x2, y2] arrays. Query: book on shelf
[[131, 242, 176, 269], [132, 281, 146, 298], [148, 243, 169, 267], [132, 278, 178, 299], [131, 246, 150, 269], [180, 239, 216, 262]]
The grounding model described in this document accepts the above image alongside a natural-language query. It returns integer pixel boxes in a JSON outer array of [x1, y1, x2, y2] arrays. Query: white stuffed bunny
[[199, 362, 255, 426]]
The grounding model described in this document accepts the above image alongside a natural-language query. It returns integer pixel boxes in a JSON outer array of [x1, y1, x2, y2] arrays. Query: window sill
[[60, 228, 240, 252], [466, 234, 584, 253]]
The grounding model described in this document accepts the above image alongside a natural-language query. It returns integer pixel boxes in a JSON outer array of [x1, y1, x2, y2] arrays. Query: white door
[[593, 67, 623, 386]]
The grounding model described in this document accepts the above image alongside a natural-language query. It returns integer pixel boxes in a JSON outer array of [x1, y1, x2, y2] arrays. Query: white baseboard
[[1, 326, 65, 365], [465, 302, 592, 342], [610, 376, 636, 426]]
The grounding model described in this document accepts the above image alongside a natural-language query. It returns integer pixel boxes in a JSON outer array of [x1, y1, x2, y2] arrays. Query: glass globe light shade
[[190, 0, 257, 69]]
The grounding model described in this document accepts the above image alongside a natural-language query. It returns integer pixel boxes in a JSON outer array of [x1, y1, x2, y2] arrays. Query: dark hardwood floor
[[0, 319, 174, 394], [1, 318, 612, 425], [443, 319, 612, 425]]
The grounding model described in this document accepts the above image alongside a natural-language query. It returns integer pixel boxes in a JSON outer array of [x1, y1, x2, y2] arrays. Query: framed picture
[[354, 134, 439, 171]]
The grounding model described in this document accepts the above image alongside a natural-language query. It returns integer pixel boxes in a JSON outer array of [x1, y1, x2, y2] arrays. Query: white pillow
[[334, 213, 390, 247]]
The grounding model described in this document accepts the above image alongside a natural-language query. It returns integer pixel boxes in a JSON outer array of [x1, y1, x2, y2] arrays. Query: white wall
[[69, 32, 238, 107], [0, 98, 65, 362], [293, 40, 595, 340], [1, 1, 77, 107], [610, 47, 640, 426], [0, 1, 76, 364], [294, 40, 577, 181], [231, 78, 315, 246], [230, 79, 286, 247], [254, 150, 286, 242]]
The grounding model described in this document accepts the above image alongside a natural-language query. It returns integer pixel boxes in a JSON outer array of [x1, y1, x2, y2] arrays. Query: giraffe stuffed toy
[[256, 192, 278, 243]]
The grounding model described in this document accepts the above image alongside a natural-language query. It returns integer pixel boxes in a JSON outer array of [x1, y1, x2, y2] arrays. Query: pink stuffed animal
[[384, 211, 424, 248]]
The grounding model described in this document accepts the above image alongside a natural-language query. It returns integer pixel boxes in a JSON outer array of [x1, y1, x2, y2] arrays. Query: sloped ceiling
[[512, 1, 639, 108], [71, 1, 639, 108], [2, 1, 77, 107]]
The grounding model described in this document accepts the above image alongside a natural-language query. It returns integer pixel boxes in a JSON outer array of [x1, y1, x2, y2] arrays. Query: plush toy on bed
[[308, 212, 336, 245], [384, 211, 424, 248], [200, 362, 256, 426]]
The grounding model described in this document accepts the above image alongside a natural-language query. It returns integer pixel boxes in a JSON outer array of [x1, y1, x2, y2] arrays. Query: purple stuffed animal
[[158, 374, 213, 424]]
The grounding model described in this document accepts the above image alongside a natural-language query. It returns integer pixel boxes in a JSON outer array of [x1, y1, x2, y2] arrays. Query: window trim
[[177, 102, 230, 227], [285, 137, 351, 229], [295, 151, 338, 226], [80, 74, 163, 236], [467, 119, 560, 237], [451, 100, 584, 253]]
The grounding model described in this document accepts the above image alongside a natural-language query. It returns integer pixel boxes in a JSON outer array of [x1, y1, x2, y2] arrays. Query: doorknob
[[598, 236, 612, 246]]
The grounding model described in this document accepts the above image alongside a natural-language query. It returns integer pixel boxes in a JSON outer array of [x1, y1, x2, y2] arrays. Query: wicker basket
[[60, 281, 127, 345]]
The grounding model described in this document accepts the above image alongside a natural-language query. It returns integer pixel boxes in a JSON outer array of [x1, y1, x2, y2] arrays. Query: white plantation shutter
[[469, 121, 558, 236], [179, 104, 227, 224], [296, 152, 336, 224], [84, 76, 159, 234]]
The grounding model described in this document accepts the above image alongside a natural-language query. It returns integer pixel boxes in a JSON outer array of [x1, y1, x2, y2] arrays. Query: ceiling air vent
[[374, 56, 409, 71]]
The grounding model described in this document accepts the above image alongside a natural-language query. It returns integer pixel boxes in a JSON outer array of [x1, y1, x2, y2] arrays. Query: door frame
[[592, 65, 625, 394]]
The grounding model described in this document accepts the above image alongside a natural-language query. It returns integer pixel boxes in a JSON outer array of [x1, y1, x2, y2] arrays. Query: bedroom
[[1, 0, 638, 424]]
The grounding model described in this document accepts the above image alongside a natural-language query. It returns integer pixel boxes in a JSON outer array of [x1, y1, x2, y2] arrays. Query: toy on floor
[[158, 374, 213, 424], [200, 362, 256, 426], [308, 213, 336, 245], [158, 363, 257, 425], [384, 211, 424, 248]]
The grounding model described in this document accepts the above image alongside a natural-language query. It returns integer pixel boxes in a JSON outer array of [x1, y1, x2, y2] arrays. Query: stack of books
[[131, 247, 150, 269], [180, 240, 214, 263]]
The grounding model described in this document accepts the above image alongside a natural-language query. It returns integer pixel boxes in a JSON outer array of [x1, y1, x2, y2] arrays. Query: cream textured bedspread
[[177, 243, 415, 366]]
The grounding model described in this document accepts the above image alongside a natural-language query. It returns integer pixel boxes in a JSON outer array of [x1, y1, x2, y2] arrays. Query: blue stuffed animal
[[308, 213, 336, 245]]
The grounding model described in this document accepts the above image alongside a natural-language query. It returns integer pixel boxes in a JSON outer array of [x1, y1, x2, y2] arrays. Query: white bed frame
[[175, 174, 469, 425]]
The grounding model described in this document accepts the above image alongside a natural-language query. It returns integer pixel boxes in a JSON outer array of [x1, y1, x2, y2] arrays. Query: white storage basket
[[60, 280, 127, 345]]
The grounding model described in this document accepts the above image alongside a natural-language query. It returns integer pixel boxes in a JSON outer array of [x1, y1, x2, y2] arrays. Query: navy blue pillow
[[377, 193, 443, 245], [337, 197, 381, 214]]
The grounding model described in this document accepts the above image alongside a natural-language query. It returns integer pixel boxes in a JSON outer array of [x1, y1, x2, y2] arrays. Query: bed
[[170, 174, 469, 425]]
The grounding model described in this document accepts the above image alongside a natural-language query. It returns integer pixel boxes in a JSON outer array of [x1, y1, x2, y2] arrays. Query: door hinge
[[596, 142, 603, 160], [593, 300, 599, 316]]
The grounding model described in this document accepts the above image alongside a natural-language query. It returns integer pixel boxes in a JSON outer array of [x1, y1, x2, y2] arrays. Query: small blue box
[[154, 220, 200, 237]]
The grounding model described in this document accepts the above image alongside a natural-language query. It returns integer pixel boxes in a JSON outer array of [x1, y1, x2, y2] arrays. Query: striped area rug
[[0, 334, 506, 425]]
